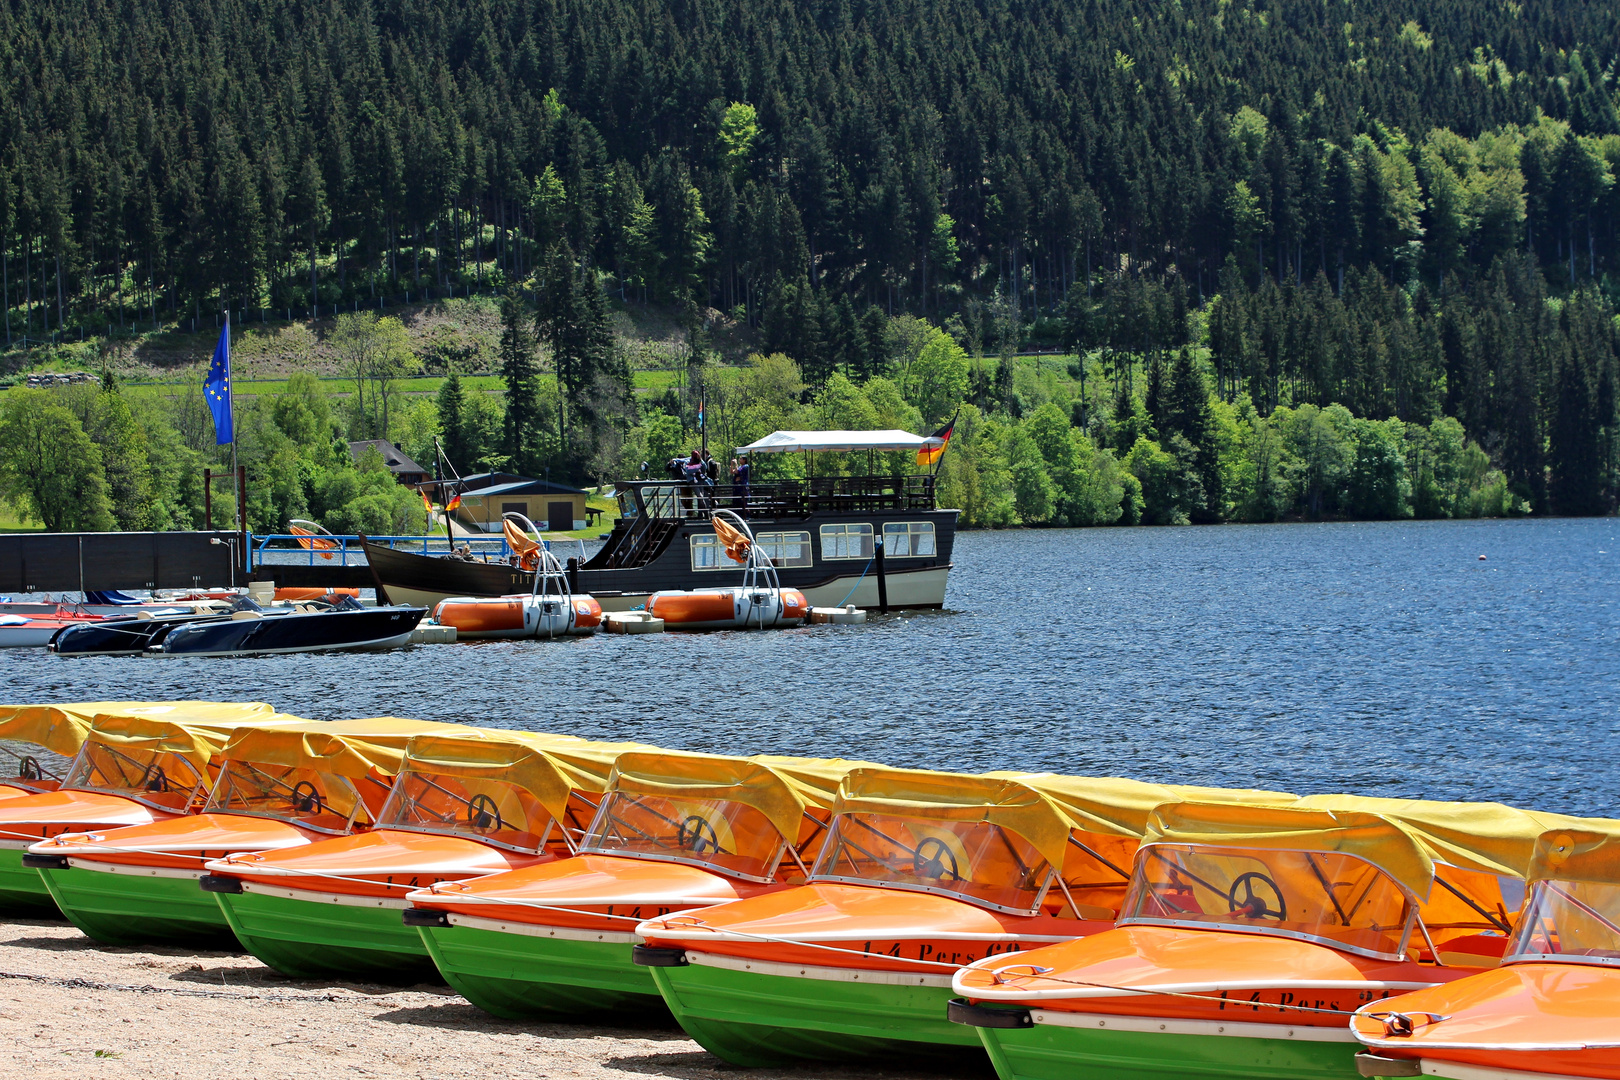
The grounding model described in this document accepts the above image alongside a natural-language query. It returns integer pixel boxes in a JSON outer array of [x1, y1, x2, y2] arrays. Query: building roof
[[348, 440, 429, 476]]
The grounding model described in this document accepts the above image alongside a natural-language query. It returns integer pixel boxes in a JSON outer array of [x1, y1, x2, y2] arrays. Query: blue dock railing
[[249, 533, 518, 570]]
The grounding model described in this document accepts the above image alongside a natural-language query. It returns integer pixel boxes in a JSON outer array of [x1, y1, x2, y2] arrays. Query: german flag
[[917, 415, 956, 468], [419, 488, 434, 515], [445, 491, 462, 512]]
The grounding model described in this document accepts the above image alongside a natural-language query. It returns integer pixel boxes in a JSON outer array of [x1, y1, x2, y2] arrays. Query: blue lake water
[[5, 518, 1617, 818]]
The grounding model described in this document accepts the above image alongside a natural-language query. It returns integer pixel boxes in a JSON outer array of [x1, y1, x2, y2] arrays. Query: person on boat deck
[[451, 543, 475, 562], [683, 451, 708, 485], [732, 456, 750, 510], [702, 449, 720, 484]]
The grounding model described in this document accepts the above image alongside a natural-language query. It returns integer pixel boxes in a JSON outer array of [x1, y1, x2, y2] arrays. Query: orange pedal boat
[[25, 716, 460, 945], [200, 729, 645, 980], [1353, 823, 1620, 1080]]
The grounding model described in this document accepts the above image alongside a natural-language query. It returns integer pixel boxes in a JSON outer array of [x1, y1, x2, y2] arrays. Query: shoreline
[[0, 918, 982, 1080]]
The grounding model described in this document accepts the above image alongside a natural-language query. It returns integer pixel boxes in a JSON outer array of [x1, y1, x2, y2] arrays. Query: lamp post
[[209, 535, 239, 590]]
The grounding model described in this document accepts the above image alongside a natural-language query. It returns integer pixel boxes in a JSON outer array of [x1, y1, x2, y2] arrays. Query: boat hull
[[417, 916, 656, 1019], [154, 606, 425, 656], [648, 955, 970, 1066], [36, 862, 232, 945], [212, 885, 438, 982], [0, 847, 57, 913], [968, 1008, 1360, 1080]]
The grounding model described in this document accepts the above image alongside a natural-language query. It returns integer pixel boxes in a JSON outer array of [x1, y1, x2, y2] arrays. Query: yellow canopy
[[833, 767, 1073, 872], [750, 755, 874, 812], [605, 751, 851, 844], [1294, 794, 1576, 879], [0, 701, 276, 759], [998, 773, 1297, 839], [1529, 822, 1620, 885], [399, 730, 643, 822], [1145, 801, 1436, 900], [82, 710, 309, 778], [220, 718, 467, 779]]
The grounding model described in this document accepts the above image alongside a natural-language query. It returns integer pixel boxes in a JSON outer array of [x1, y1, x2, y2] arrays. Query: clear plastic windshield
[[579, 792, 788, 882], [377, 768, 564, 853], [204, 760, 373, 833], [810, 813, 1055, 914], [1506, 879, 1620, 966], [1120, 843, 1416, 959], [63, 741, 207, 813]]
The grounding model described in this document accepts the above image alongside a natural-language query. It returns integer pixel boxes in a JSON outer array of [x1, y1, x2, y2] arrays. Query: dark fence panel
[[0, 532, 242, 593]]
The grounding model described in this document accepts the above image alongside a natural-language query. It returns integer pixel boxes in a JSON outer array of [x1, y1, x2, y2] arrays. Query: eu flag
[[205, 317, 233, 445]]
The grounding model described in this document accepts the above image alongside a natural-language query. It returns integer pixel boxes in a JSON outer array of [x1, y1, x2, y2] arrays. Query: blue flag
[[205, 318, 233, 445]]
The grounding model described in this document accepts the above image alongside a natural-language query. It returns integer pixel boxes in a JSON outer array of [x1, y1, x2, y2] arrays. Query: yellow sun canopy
[[605, 751, 856, 844], [0, 701, 276, 760], [833, 767, 1073, 872], [81, 710, 310, 778], [1529, 822, 1620, 884], [398, 730, 646, 822], [220, 718, 469, 779], [1145, 801, 1436, 900], [1294, 794, 1578, 879], [997, 773, 1298, 839]]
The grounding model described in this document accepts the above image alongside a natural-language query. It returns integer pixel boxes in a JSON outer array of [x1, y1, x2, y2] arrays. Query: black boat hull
[[49, 614, 229, 656], [151, 606, 426, 656]]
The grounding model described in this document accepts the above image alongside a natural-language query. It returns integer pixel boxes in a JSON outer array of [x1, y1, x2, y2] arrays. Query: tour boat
[[631, 769, 1287, 1066], [1352, 823, 1620, 1080], [433, 541, 604, 638], [200, 730, 642, 981], [24, 717, 458, 946], [364, 430, 957, 612], [949, 799, 1559, 1080], [402, 751, 864, 1020], [0, 705, 296, 915]]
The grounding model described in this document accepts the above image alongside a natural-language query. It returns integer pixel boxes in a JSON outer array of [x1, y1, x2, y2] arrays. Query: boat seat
[[229, 611, 262, 621]]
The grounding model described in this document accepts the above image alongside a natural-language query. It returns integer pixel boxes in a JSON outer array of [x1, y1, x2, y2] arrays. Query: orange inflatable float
[[648, 587, 808, 629], [434, 593, 603, 638]]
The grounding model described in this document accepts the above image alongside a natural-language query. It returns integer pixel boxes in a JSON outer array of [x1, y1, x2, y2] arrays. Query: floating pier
[[411, 624, 457, 644], [809, 605, 867, 625], [603, 612, 665, 634]]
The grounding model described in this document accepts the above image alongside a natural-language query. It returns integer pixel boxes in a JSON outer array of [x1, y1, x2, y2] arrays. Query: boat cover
[[735, 429, 944, 455], [603, 752, 857, 843], [0, 701, 276, 759], [397, 730, 647, 823], [80, 710, 310, 778], [1295, 793, 1579, 879], [220, 718, 467, 780], [998, 773, 1296, 839], [830, 767, 1073, 873], [1142, 801, 1435, 899], [1529, 821, 1620, 884]]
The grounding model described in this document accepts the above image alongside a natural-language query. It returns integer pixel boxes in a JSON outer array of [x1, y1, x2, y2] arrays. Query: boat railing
[[619, 475, 936, 522], [248, 532, 556, 569]]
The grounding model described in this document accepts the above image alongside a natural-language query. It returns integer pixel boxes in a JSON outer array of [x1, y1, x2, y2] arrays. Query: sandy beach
[[0, 918, 976, 1080]]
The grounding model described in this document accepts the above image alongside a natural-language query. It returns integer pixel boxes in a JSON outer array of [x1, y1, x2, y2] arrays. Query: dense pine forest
[[2, 0, 1620, 531]]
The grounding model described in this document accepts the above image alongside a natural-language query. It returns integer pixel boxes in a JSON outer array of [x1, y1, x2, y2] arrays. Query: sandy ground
[[0, 918, 981, 1080]]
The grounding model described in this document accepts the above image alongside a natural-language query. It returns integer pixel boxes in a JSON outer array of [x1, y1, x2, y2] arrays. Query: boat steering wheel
[[914, 837, 961, 882], [17, 756, 41, 781], [290, 781, 324, 814], [678, 815, 721, 854], [1228, 872, 1287, 921], [466, 794, 504, 832]]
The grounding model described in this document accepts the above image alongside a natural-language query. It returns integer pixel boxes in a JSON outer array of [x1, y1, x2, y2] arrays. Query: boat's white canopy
[[736, 429, 942, 455]]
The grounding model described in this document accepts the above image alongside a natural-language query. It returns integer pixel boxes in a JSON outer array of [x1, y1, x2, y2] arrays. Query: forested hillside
[[1, 0, 1620, 525]]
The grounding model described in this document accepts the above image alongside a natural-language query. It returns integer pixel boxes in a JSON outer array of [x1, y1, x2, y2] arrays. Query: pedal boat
[[951, 799, 1556, 1080], [434, 544, 604, 639], [646, 511, 809, 629], [0, 703, 286, 915], [632, 769, 1285, 1066], [25, 717, 457, 945], [403, 752, 863, 1019], [0, 699, 192, 802], [1353, 824, 1620, 1080], [200, 730, 639, 981]]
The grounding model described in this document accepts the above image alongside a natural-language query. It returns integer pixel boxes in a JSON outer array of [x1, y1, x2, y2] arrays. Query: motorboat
[[402, 752, 865, 1020], [50, 608, 238, 656], [0, 705, 297, 914], [24, 717, 460, 945], [148, 595, 426, 656], [0, 607, 111, 648], [631, 769, 1288, 1066], [1352, 823, 1620, 1080], [200, 730, 643, 981], [433, 531, 604, 639], [646, 512, 810, 629], [950, 799, 1560, 1080]]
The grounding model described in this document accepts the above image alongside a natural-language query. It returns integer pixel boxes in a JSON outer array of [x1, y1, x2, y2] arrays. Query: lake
[[6, 518, 1616, 818]]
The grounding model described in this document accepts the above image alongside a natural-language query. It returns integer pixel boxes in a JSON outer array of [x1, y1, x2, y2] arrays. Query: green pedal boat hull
[[0, 848, 57, 915], [213, 888, 438, 982], [418, 920, 661, 1020], [648, 959, 978, 1068], [38, 865, 233, 945], [972, 1017, 1361, 1080]]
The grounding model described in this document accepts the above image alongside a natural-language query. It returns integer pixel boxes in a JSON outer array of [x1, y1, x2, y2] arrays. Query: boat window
[[204, 761, 373, 833], [1420, 863, 1526, 948], [757, 531, 814, 567], [377, 768, 563, 854], [1506, 879, 1620, 966], [63, 740, 207, 814], [616, 489, 639, 519], [579, 791, 787, 882], [820, 523, 874, 560], [690, 534, 747, 571], [882, 521, 937, 557], [810, 813, 1055, 915], [0, 740, 70, 789], [1119, 843, 1416, 960]]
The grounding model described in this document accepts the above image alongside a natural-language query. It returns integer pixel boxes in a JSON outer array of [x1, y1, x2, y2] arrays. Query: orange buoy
[[647, 587, 810, 630]]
